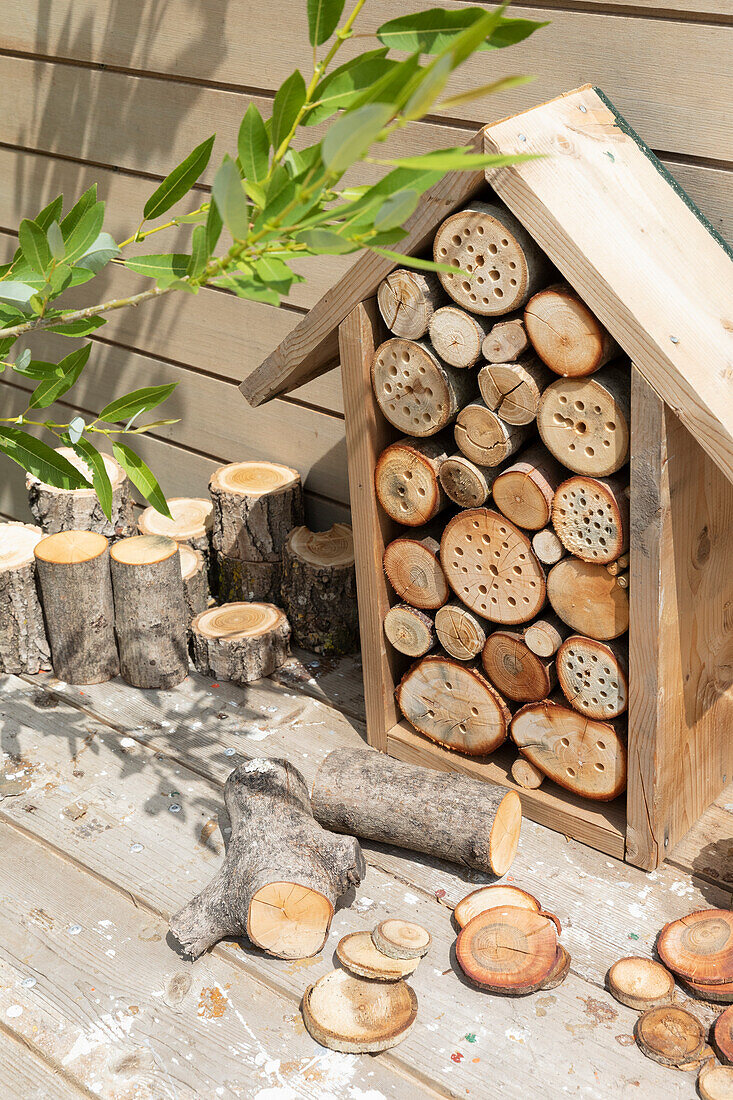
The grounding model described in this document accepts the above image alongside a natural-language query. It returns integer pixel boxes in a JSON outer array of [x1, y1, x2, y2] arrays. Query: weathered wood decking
[[0, 654, 730, 1098]]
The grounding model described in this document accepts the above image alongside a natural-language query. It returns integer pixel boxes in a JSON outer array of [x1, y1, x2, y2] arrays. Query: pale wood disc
[[441, 509, 546, 625], [34, 529, 108, 565], [336, 931, 419, 981], [454, 400, 528, 468], [428, 305, 489, 368], [439, 454, 496, 508], [288, 523, 354, 567], [537, 373, 630, 476], [525, 285, 616, 377], [531, 528, 566, 566], [658, 911, 733, 986], [371, 919, 432, 960], [249, 881, 333, 958], [110, 534, 178, 566], [482, 630, 553, 702], [0, 521, 44, 571], [491, 790, 523, 877], [557, 636, 628, 719], [375, 440, 446, 527], [435, 601, 487, 660], [635, 1006, 706, 1067], [178, 543, 202, 582], [511, 699, 627, 801], [383, 534, 449, 609], [371, 337, 453, 436], [699, 1062, 733, 1100], [541, 946, 572, 990], [492, 461, 557, 531], [523, 614, 567, 658], [511, 756, 545, 789], [456, 906, 558, 993], [384, 604, 434, 657], [552, 476, 628, 564], [210, 461, 299, 496], [194, 602, 285, 640], [607, 957, 675, 1011], [302, 969, 418, 1054], [28, 446, 124, 494], [482, 313, 529, 363], [547, 558, 629, 640], [377, 268, 442, 340], [138, 497, 213, 541], [454, 885, 541, 929]]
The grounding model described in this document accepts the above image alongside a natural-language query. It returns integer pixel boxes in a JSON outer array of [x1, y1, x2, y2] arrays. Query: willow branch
[[0, 284, 178, 339]]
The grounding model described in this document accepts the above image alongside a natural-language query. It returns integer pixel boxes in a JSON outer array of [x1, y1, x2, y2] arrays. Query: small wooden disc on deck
[[375, 437, 449, 527], [699, 1062, 733, 1100], [607, 957, 675, 1011], [525, 284, 617, 377], [541, 945, 572, 990], [455, 400, 528, 467], [482, 630, 554, 703], [372, 920, 432, 960], [492, 445, 563, 530], [383, 532, 449, 609], [302, 968, 417, 1054], [635, 1006, 706, 1067], [439, 453, 497, 509], [384, 604, 435, 657], [138, 497, 213, 543], [537, 366, 630, 477], [435, 601, 488, 661], [377, 268, 444, 340], [371, 337, 474, 437], [336, 931, 419, 981], [557, 636, 628, 719], [547, 558, 629, 640], [191, 602, 290, 683], [552, 475, 629, 564], [454, 885, 541, 929], [658, 911, 733, 986], [456, 905, 558, 993], [428, 305, 491, 368]]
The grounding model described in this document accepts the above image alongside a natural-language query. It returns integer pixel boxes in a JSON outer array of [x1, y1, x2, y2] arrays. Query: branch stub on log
[[302, 969, 417, 1054], [191, 602, 290, 683]]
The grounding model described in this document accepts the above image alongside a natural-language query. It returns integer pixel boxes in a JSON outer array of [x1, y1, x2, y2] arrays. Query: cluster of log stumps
[[375, 196, 631, 804]]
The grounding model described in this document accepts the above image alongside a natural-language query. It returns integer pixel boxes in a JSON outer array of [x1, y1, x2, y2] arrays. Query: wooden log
[[454, 399, 529, 467], [456, 906, 559, 994], [26, 446, 135, 539], [311, 746, 522, 877], [377, 268, 444, 340], [396, 653, 510, 756], [635, 1007, 706, 1068], [607, 957, 675, 1012], [551, 474, 630, 564], [531, 528, 566, 566], [191, 602, 290, 683], [441, 508, 546, 625], [336, 932, 419, 981], [657, 910, 733, 987], [478, 355, 553, 426], [110, 535, 188, 689], [209, 461, 303, 561], [481, 629, 556, 703], [371, 337, 476, 437], [179, 544, 210, 624], [536, 363, 631, 477], [281, 524, 358, 656], [372, 920, 431, 960], [34, 530, 119, 685], [482, 312, 529, 362], [170, 758, 365, 959], [438, 452, 498, 509], [432, 200, 552, 315], [523, 613, 569, 658], [525, 283, 618, 377], [454, 885, 541, 928], [375, 435, 450, 527], [0, 522, 51, 674], [138, 496, 213, 579], [217, 554, 283, 603], [511, 757, 545, 790], [383, 603, 435, 657], [434, 600, 488, 661], [606, 552, 629, 577], [428, 305, 492, 368], [382, 528, 449, 609], [511, 696, 627, 801], [492, 443, 565, 530], [547, 558, 630, 640], [302, 970, 417, 1054], [556, 635, 629, 719]]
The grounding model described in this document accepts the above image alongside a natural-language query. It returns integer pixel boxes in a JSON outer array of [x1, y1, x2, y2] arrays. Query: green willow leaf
[[47, 316, 106, 337], [376, 149, 537, 171], [373, 189, 419, 232], [18, 219, 51, 277], [212, 157, 250, 240], [28, 343, 92, 409], [69, 436, 113, 519], [295, 229, 360, 254], [12, 357, 59, 380], [0, 427, 90, 489], [99, 382, 178, 424], [238, 103, 270, 182], [78, 232, 119, 273], [123, 254, 191, 280], [64, 204, 105, 265], [377, 6, 500, 53], [0, 281, 35, 311], [60, 186, 98, 239], [271, 69, 306, 152], [112, 442, 171, 518], [187, 224, 209, 279], [205, 199, 223, 255], [368, 247, 462, 274], [47, 220, 66, 260], [438, 73, 534, 111], [402, 53, 453, 120], [35, 195, 64, 232], [304, 51, 394, 127], [322, 102, 393, 175], [143, 135, 215, 221], [307, 0, 346, 47]]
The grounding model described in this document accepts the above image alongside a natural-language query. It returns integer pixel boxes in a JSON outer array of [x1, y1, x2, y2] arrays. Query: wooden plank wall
[[1, 0, 731, 525]]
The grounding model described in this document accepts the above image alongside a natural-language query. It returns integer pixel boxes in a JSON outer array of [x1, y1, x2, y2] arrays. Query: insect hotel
[[242, 86, 733, 872]]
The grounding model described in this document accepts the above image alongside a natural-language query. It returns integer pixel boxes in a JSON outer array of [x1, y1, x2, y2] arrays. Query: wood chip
[[699, 1061, 733, 1100]]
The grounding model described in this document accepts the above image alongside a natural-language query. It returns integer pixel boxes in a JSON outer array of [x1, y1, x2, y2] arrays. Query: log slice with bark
[[455, 399, 529, 467], [372, 920, 432, 960], [698, 1062, 733, 1100], [607, 957, 675, 1011], [439, 453, 498, 508], [371, 337, 476, 437], [377, 268, 444, 339], [537, 365, 630, 477], [556, 635, 628, 719], [523, 613, 569, 658], [281, 524, 358, 656], [482, 629, 555, 702], [478, 355, 553, 426], [657, 910, 733, 986], [336, 932, 419, 981], [138, 497, 213, 577], [511, 757, 545, 790], [492, 444, 564, 530], [524, 284, 618, 377], [27, 447, 134, 539], [456, 906, 559, 994], [714, 1008, 733, 1065], [454, 885, 541, 929], [384, 604, 435, 657], [482, 312, 529, 362], [551, 475, 629, 564], [547, 558, 629, 640], [191, 602, 290, 683], [428, 305, 492, 368], [635, 1006, 706, 1067], [209, 461, 303, 561], [375, 436, 450, 526], [383, 529, 449, 609], [302, 969, 417, 1054], [0, 521, 51, 674], [541, 946, 572, 990], [435, 601, 488, 661], [531, 528, 566, 567]]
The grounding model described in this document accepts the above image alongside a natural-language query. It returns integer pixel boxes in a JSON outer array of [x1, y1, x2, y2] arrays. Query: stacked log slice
[[34, 530, 119, 684], [377, 268, 444, 340], [657, 910, 733, 986], [492, 444, 564, 530], [556, 636, 628, 719], [525, 284, 618, 378], [0, 522, 51, 674], [428, 305, 492, 368], [552, 475, 629, 564], [456, 906, 559, 994], [542, 946, 572, 990], [336, 932, 419, 981], [372, 920, 432, 960], [478, 356, 553, 426], [698, 1062, 733, 1100], [375, 437, 449, 526], [217, 557, 282, 605], [281, 524, 358, 656], [433, 201, 551, 315], [138, 497, 213, 578], [607, 957, 675, 1011], [531, 528, 566, 566], [482, 312, 529, 363], [435, 601, 488, 661], [209, 461, 303, 561], [548, 558, 629, 640], [384, 604, 435, 657], [714, 1008, 733, 1065], [537, 365, 630, 476], [397, 655, 510, 756], [179, 544, 210, 622], [511, 697, 627, 800], [27, 447, 134, 539], [685, 977, 733, 1004], [635, 1006, 706, 1068], [454, 885, 541, 928], [523, 613, 568, 658], [440, 509, 546, 625], [482, 630, 555, 703], [191, 603, 290, 684], [371, 338, 475, 436], [455, 400, 529, 467], [383, 531, 449, 608], [511, 757, 545, 790], [302, 969, 418, 1054], [439, 453, 498, 508]]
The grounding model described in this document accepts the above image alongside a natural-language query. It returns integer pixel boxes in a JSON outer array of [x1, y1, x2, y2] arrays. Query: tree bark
[[482, 629, 556, 702], [434, 600, 489, 661], [138, 496, 214, 581], [492, 443, 565, 530], [191, 602, 290, 683], [382, 528, 449, 609], [428, 305, 492, 368], [478, 355, 553, 425], [34, 530, 119, 684], [371, 337, 476, 437], [27, 447, 135, 539], [311, 746, 522, 876], [551, 474, 630, 564], [523, 612, 569, 657], [179, 544, 210, 625], [482, 312, 529, 362], [455, 399, 529, 467], [537, 363, 631, 477], [375, 435, 450, 526], [217, 553, 283, 604], [110, 535, 188, 689], [0, 522, 51, 674], [525, 283, 618, 377], [377, 268, 445, 339], [384, 603, 435, 657], [556, 634, 628, 719], [209, 461, 303, 561], [280, 524, 358, 656], [170, 758, 365, 959], [547, 557, 629, 640], [439, 453, 499, 508]]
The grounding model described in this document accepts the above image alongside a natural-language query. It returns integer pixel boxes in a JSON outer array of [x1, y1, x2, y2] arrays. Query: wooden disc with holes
[[492, 444, 564, 530], [536, 365, 630, 477], [384, 604, 435, 657], [439, 453, 498, 508], [607, 957, 675, 1011], [433, 201, 550, 316], [454, 885, 541, 929], [525, 284, 618, 377], [371, 338, 475, 437], [336, 931, 419, 981], [547, 558, 629, 640], [372, 920, 432, 960], [699, 1062, 733, 1100], [635, 1006, 706, 1067], [478, 355, 553, 426], [557, 636, 628, 719], [191, 602, 290, 684], [455, 400, 529, 467], [441, 509, 546, 625], [541, 946, 572, 990], [302, 969, 418, 1054], [428, 305, 492, 368], [658, 910, 733, 986], [396, 654, 510, 756], [552, 475, 629, 564], [482, 630, 555, 703], [456, 906, 559, 993], [511, 698, 627, 801], [375, 437, 449, 527], [377, 268, 444, 339], [383, 531, 449, 609], [435, 601, 488, 661], [209, 461, 303, 561]]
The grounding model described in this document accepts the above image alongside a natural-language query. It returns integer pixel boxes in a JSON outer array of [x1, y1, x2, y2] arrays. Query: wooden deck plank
[[0, 1031, 84, 1100]]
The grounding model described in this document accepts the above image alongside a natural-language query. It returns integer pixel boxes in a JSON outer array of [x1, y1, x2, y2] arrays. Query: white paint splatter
[[505, 1026, 529, 1043], [403, 893, 419, 905], [628, 903, 645, 919], [6, 1005, 22, 1018], [120, 737, 136, 748], [244, 759, 276, 774], [670, 880, 695, 897], [61, 1011, 134, 1066], [353, 896, 375, 912]]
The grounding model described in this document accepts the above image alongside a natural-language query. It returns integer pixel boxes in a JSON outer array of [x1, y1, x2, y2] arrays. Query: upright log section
[[548, 558, 629, 640], [138, 497, 213, 577], [0, 522, 50, 674], [382, 530, 449, 609], [478, 355, 553, 426], [433, 200, 551, 316], [209, 461, 303, 562], [428, 306, 492, 369], [537, 364, 631, 477], [455, 400, 529, 467], [377, 269, 444, 340], [110, 535, 188, 689], [439, 453, 498, 509], [375, 436, 449, 526], [383, 604, 435, 657], [482, 312, 529, 362], [492, 444, 564, 530], [280, 524, 358, 656], [556, 635, 629, 719], [371, 338, 475, 437], [524, 284, 618, 377], [482, 630, 555, 702], [552, 475, 629, 564], [191, 603, 290, 683], [179, 544, 210, 623], [27, 447, 134, 539], [435, 601, 488, 661], [34, 531, 119, 684]]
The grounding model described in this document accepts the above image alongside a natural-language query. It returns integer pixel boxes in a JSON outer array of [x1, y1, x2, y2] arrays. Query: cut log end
[[537, 367, 630, 477], [375, 438, 448, 527], [456, 906, 558, 993], [607, 957, 675, 1012], [371, 338, 473, 437], [209, 460, 303, 562], [282, 524, 358, 656], [138, 497, 213, 542], [548, 557, 630, 640], [27, 447, 134, 538], [698, 1062, 733, 1100], [110, 533, 178, 567], [377, 268, 444, 340], [428, 305, 491, 368], [482, 630, 555, 702], [714, 1008, 733, 1066], [477, 357, 552, 426], [248, 881, 333, 959], [492, 444, 563, 530], [511, 757, 545, 790], [525, 284, 617, 378], [455, 400, 529, 468], [439, 454, 497, 508], [657, 909, 733, 987], [372, 920, 432, 960], [337, 931, 419, 981], [287, 523, 354, 568], [490, 791, 523, 876], [635, 1006, 706, 1068], [35, 529, 109, 564], [557, 635, 628, 719], [302, 969, 418, 1054], [531, 528, 566, 567], [1, 521, 45, 572], [540, 945, 571, 990], [0, 522, 51, 675], [552, 475, 629, 564], [191, 602, 291, 683], [435, 601, 488, 661], [210, 460, 299, 497], [482, 314, 529, 363], [523, 614, 568, 658], [384, 604, 435, 657], [383, 532, 449, 609], [453, 885, 541, 929]]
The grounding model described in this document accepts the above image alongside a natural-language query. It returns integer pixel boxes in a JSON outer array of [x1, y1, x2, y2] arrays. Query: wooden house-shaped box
[[242, 86, 733, 871]]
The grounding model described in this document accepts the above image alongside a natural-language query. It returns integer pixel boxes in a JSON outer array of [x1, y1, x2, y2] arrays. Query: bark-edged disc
[[287, 523, 354, 567], [699, 1061, 733, 1100], [456, 906, 558, 993], [556, 635, 628, 719], [454, 885, 541, 929], [383, 533, 449, 609], [371, 338, 468, 437], [138, 496, 213, 542], [302, 968, 418, 1053], [524, 284, 617, 378], [540, 945, 571, 990], [435, 601, 487, 661], [35, 528, 109, 565], [482, 630, 554, 702], [537, 369, 630, 477], [211, 460, 299, 497], [657, 910, 733, 986], [714, 1006, 733, 1064], [375, 438, 448, 527], [547, 557, 629, 641], [336, 931, 419, 981], [607, 956, 675, 1011], [0, 521, 44, 570], [371, 920, 432, 960], [384, 604, 435, 657], [635, 1005, 706, 1067], [685, 977, 733, 1004]]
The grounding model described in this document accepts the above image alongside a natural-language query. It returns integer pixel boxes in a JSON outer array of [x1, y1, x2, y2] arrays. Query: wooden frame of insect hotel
[[242, 86, 733, 871]]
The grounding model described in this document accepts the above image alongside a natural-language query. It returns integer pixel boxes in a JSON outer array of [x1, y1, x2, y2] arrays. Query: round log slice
[[540, 946, 571, 990], [547, 558, 629, 640], [511, 757, 545, 790], [441, 508, 546, 625], [138, 496, 212, 550], [478, 355, 553, 426], [281, 524, 358, 656], [524, 284, 618, 377], [482, 312, 529, 363], [556, 635, 628, 719], [657, 910, 733, 986], [482, 630, 555, 702], [523, 613, 569, 658], [0, 521, 51, 674], [396, 654, 510, 756], [439, 453, 498, 509], [375, 436, 449, 527], [371, 337, 475, 437], [531, 528, 566, 567], [511, 698, 627, 801], [455, 400, 529, 467], [384, 604, 435, 657], [27, 447, 134, 539], [456, 906, 558, 994], [699, 1062, 733, 1100], [383, 531, 449, 609], [454, 885, 541, 929], [492, 444, 564, 530], [371, 920, 432, 960], [336, 931, 419, 981], [209, 461, 303, 561], [428, 305, 492, 368], [536, 365, 630, 477], [302, 969, 417, 1054], [684, 977, 733, 1004], [377, 268, 444, 339], [607, 957, 675, 1011], [635, 1006, 706, 1067], [552, 475, 629, 564], [191, 603, 290, 684], [435, 601, 488, 661], [179, 543, 210, 622]]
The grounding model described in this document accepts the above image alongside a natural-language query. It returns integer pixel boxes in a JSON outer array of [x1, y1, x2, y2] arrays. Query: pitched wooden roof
[[241, 85, 733, 485]]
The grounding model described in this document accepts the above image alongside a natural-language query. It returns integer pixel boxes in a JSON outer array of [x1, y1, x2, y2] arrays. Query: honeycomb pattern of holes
[[560, 737, 570, 747], [567, 767, 576, 778], [494, 288, 504, 298], [507, 596, 517, 606], [451, 234, 462, 246]]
